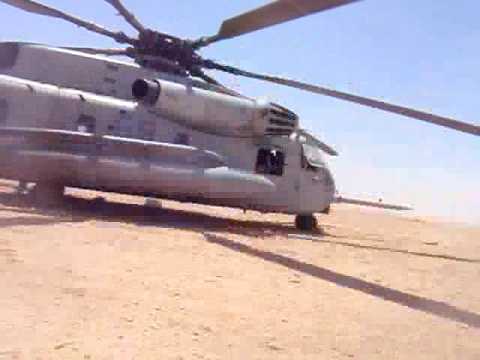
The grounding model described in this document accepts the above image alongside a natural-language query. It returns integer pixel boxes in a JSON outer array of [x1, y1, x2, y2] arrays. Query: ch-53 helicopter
[[0, 0, 478, 230]]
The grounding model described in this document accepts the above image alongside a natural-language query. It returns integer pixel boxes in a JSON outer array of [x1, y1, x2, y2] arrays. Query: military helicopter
[[0, 0, 478, 230]]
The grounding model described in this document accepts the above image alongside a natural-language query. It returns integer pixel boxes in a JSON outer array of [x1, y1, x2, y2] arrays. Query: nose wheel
[[295, 214, 318, 231]]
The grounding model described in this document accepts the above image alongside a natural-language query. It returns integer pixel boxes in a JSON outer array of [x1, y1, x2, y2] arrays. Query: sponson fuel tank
[[0, 128, 277, 202], [132, 78, 299, 138]]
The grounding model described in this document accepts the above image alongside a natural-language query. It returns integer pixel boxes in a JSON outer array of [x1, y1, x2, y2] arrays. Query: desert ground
[[0, 179, 479, 359]]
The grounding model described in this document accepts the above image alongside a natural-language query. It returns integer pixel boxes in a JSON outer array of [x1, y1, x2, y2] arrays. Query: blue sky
[[0, 0, 479, 223]]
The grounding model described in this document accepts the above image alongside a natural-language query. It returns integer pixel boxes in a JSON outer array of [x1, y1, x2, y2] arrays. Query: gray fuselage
[[0, 42, 335, 215]]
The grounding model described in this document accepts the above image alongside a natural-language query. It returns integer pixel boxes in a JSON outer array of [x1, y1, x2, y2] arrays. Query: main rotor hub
[[135, 30, 203, 75]]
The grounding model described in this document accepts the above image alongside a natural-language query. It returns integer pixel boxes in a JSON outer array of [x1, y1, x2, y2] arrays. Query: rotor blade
[[190, 68, 221, 86], [335, 196, 413, 211], [194, 0, 361, 48], [206, 62, 480, 137], [104, 0, 147, 34], [0, 0, 136, 44], [192, 70, 246, 98], [62, 47, 133, 57]]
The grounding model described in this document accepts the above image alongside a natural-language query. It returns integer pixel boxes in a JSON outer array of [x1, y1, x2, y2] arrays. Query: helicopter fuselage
[[0, 42, 335, 216]]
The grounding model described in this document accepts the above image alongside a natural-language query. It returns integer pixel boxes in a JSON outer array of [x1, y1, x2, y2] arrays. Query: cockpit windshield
[[302, 143, 326, 169]]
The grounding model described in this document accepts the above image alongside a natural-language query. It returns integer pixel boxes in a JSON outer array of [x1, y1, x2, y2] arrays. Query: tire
[[295, 214, 318, 231], [30, 182, 65, 206]]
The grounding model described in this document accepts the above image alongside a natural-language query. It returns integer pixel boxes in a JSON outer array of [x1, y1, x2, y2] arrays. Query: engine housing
[[132, 78, 298, 137]]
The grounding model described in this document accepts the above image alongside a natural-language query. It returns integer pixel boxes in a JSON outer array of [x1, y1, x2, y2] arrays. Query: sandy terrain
[[0, 179, 479, 359]]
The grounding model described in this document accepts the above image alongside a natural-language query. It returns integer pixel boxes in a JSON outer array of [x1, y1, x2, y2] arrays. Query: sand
[[0, 179, 479, 359]]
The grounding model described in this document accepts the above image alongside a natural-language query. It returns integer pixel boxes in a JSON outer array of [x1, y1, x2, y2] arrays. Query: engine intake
[[132, 79, 161, 105]]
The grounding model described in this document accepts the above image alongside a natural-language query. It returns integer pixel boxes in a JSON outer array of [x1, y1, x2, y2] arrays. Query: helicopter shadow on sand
[[0, 186, 478, 265], [288, 233, 480, 265], [203, 232, 480, 329], [0, 188, 333, 238], [0, 186, 478, 263], [1, 186, 479, 329]]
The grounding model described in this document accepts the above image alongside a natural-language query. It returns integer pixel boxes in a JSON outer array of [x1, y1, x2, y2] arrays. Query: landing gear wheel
[[29, 182, 65, 206], [295, 214, 318, 231]]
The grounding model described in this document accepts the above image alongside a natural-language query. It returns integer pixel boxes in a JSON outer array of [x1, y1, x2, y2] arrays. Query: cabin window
[[255, 148, 285, 176], [77, 114, 96, 133], [0, 99, 8, 126]]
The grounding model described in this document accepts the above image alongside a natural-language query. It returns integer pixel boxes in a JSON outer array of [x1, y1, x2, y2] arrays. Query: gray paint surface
[[0, 42, 335, 214]]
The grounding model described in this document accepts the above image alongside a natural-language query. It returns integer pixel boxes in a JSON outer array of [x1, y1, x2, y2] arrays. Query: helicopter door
[[255, 148, 285, 176], [254, 145, 300, 211]]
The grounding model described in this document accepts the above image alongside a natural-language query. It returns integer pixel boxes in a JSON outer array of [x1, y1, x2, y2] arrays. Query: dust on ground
[[0, 180, 479, 359]]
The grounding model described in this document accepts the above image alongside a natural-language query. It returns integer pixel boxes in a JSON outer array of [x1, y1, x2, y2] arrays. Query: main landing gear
[[295, 214, 318, 231], [28, 182, 65, 206]]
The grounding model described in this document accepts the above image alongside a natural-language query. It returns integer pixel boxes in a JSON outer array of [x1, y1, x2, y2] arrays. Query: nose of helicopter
[[299, 164, 336, 215], [319, 165, 336, 202]]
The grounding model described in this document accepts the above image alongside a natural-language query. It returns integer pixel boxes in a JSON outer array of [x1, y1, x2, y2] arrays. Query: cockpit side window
[[302, 143, 325, 172], [302, 156, 318, 172], [256, 148, 285, 176]]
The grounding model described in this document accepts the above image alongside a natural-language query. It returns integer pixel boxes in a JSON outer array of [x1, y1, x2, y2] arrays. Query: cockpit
[[297, 131, 336, 189], [301, 142, 326, 172]]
